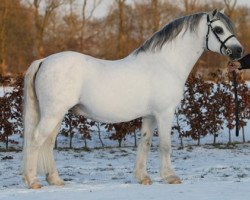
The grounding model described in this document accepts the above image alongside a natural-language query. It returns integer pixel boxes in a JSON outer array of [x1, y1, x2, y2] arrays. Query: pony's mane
[[134, 13, 205, 55], [134, 12, 235, 55]]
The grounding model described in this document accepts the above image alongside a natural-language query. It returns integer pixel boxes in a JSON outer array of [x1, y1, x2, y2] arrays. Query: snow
[[1, 182, 250, 200], [0, 86, 13, 97], [0, 143, 250, 200]]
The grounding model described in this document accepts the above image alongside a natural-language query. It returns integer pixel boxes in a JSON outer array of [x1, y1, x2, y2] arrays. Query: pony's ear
[[212, 9, 218, 16], [209, 9, 218, 19], [220, 8, 226, 14]]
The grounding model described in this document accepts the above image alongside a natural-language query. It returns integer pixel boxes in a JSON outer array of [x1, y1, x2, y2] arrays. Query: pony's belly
[[79, 76, 152, 122], [77, 100, 150, 123]]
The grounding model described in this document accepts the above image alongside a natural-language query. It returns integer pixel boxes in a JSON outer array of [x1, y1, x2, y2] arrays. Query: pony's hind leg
[[23, 117, 62, 189], [134, 117, 156, 185], [44, 123, 65, 186]]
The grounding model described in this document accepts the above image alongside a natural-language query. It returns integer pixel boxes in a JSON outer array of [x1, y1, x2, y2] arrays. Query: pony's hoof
[[50, 179, 65, 186], [140, 177, 152, 185], [30, 182, 42, 189], [164, 175, 182, 184], [46, 175, 65, 186], [23, 175, 42, 189]]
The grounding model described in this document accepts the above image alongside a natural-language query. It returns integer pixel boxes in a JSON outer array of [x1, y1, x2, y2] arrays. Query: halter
[[205, 14, 235, 55]]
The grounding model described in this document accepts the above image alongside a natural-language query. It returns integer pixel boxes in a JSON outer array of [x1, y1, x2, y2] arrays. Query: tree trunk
[[183, 0, 198, 14], [197, 134, 200, 146], [69, 133, 73, 149], [180, 135, 184, 149], [0, 0, 8, 76], [69, 119, 73, 149], [84, 137, 88, 149], [242, 127, 245, 143], [224, 0, 237, 18], [97, 123, 104, 147], [33, 0, 62, 58], [134, 131, 137, 147], [117, 0, 126, 58], [213, 133, 216, 145], [0, 60, 7, 77], [55, 135, 58, 149], [118, 139, 122, 148], [80, 0, 101, 52], [228, 129, 232, 144], [6, 134, 8, 150], [151, 0, 160, 32], [34, 0, 45, 58]]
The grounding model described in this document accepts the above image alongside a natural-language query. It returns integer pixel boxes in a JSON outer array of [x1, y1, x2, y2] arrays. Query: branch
[[88, 0, 102, 20], [82, 0, 102, 21], [223, 0, 237, 16]]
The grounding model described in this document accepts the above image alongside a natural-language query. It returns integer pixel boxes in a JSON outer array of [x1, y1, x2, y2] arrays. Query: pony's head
[[205, 9, 243, 60]]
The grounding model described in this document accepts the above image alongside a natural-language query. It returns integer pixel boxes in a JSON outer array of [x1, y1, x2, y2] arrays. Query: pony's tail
[[22, 59, 43, 174]]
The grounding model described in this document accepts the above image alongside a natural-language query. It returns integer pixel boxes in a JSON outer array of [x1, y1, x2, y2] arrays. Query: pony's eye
[[214, 26, 224, 34]]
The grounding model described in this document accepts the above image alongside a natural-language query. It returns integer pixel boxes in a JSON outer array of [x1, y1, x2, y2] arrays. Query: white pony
[[23, 10, 243, 189]]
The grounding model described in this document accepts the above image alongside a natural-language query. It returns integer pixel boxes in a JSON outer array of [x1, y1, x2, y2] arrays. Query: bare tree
[[182, 0, 198, 14], [33, 0, 63, 58], [151, 0, 160, 32], [0, 0, 9, 76], [117, 0, 126, 58], [63, 0, 78, 49], [80, 0, 102, 52], [224, 0, 237, 17]]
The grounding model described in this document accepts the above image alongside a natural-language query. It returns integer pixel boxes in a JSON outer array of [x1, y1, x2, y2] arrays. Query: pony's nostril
[[236, 47, 243, 54], [230, 46, 244, 60]]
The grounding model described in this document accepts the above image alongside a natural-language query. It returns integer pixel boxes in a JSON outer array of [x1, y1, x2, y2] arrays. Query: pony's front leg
[[157, 112, 181, 184], [134, 117, 156, 185]]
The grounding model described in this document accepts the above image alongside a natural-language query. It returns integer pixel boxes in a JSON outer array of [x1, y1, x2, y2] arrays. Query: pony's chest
[[151, 78, 184, 110]]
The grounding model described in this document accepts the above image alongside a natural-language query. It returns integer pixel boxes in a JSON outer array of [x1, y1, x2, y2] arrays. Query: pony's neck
[[159, 16, 206, 81], [132, 14, 207, 84]]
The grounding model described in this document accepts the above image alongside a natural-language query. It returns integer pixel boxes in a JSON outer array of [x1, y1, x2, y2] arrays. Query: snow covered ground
[[0, 143, 250, 200]]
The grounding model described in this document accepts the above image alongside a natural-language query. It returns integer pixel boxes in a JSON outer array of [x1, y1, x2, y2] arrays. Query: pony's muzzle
[[228, 45, 244, 60]]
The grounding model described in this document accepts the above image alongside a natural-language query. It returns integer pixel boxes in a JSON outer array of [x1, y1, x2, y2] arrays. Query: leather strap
[[206, 14, 235, 55]]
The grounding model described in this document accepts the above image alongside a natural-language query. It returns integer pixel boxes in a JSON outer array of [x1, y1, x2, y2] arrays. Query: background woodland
[[0, 0, 250, 77]]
